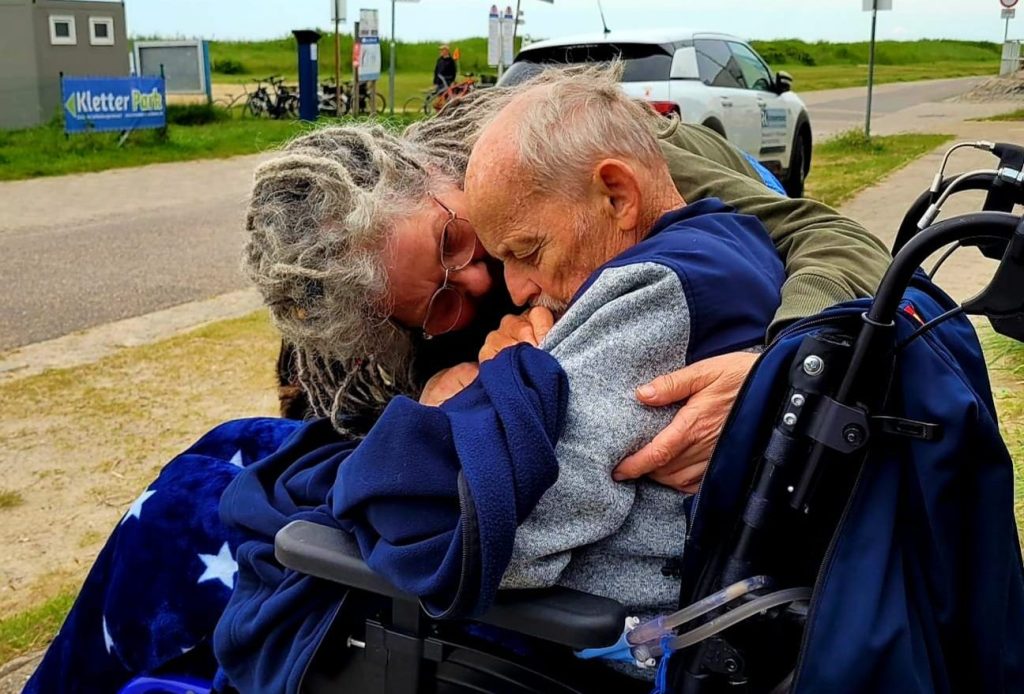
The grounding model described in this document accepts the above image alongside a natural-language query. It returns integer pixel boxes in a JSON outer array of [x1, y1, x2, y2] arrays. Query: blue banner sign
[[61, 76, 167, 134]]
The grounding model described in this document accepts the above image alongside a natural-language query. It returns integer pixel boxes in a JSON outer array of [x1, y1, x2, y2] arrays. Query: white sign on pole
[[359, 8, 379, 37], [502, 5, 515, 64], [1002, 0, 1019, 8], [331, 0, 347, 22], [862, 0, 892, 10], [360, 37, 381, 80], [1004, 8, 1017, 18], [488, 5, 501, 67]]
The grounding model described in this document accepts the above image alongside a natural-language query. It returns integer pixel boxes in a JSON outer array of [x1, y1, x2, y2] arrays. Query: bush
[[166, 103, 230, 126], [213, 58, 247, 75]]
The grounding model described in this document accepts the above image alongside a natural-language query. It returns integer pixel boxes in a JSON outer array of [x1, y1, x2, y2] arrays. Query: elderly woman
[[27, 68, 890, 693]]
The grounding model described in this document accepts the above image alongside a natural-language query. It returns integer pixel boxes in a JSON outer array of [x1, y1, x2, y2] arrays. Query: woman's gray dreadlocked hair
[[243, 124, 446, 436]]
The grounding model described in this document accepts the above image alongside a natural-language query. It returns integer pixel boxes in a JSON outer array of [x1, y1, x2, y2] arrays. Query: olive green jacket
[[659, 123, 891, 339]]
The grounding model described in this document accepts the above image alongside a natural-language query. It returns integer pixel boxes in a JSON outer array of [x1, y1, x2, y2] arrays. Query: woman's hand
[[478, 307, 555, 362], [419, 362, 480, 407], [613, 351, 759, 493]]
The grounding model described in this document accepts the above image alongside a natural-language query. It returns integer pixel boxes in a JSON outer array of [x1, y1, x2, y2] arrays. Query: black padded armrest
[[275, 520, 627, 650]]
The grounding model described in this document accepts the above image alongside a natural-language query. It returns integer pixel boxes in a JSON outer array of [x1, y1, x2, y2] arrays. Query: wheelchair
[[127, 140, 1024, 693]]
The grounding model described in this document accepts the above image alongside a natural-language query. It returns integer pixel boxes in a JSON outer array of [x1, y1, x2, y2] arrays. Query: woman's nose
[[452, 260, 493, 300]]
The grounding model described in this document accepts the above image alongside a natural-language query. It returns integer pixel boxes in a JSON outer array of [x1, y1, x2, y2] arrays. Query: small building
[[0, 0, 129, 130]]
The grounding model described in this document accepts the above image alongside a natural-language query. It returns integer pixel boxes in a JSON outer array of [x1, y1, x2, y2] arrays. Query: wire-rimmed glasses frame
[[421, 193, 477, 340]]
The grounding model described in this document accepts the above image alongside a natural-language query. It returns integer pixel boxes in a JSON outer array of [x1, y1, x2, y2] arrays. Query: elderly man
[[453, 68, 784, 611]]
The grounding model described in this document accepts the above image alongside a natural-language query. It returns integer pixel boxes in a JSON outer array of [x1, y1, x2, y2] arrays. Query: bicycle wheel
[[246, 94, 266, 118], [286, 95, 299, 118], [374, 93, 386, 114], [403, 95, 428, 115]]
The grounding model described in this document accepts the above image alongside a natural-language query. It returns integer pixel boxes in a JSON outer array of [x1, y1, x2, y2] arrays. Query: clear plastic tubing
[[668, 587, 812, 651], [627, 575, 772, 647]]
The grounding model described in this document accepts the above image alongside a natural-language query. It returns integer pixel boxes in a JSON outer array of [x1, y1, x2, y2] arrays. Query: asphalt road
[[0, 76, 1010, 351]]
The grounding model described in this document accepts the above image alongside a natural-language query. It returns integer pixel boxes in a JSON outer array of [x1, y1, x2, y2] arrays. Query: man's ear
[[593, 159, 642, 233]]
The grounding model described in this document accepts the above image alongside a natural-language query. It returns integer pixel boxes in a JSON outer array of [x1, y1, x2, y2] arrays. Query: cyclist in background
[[433, 44, 457, 94]]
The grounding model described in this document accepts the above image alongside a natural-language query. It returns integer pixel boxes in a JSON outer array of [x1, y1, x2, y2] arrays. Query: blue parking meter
[[293, 30, 321, 122]]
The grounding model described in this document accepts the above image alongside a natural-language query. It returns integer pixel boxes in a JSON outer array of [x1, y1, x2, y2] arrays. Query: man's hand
[[420, 362, 480, 407], [478, 307, 555, 362], [614, 351, 759, 493]]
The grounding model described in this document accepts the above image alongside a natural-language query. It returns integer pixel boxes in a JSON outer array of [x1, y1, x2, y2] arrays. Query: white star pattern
[[229, 450, 244, 468], [120, 489, 156, 525], [197, 542, 238, 590], [102, 615, 114, 654]]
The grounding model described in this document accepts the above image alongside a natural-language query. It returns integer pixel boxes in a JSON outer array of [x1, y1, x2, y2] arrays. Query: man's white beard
[[530, 294, 569, 318]]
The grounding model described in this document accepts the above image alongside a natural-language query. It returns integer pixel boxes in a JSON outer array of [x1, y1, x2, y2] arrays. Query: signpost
[[332, 0, 346, 116], [359, 9, 379, 115], [1003, 0, 1019, 41], [61, 75, 166, 135], [388, 0, 419, 117], [863, 0, 892, 138]]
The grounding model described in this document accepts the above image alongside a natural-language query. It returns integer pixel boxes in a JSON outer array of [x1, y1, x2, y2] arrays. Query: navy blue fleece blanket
[[214, 344, 568, 693], [24, 417, 303, 694]]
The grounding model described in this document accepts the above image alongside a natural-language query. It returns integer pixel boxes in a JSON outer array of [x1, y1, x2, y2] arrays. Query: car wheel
[[784, 128, 810, 198], [701, 118, 726, 138]]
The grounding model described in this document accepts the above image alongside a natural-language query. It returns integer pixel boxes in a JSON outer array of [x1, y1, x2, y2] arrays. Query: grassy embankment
[[754, 38, 999, 91], [206, 36, 999, 95]]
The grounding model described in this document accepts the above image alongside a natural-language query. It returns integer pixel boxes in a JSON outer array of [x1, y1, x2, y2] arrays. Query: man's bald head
[[464, 66, 685, 309]]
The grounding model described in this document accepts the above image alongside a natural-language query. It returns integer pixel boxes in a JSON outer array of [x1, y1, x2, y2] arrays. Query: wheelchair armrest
[[275, 520, 627, 650]]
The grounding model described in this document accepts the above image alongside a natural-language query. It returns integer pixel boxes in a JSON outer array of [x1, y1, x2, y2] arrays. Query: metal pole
[[497, 12, 504, 81], [865, 3, 878, 139], [334, 18, 342, 117], [1006, 16, 1011, 43], [353, 20, 360, 116], [389, 0, 396, 116], [512, 0, 521, 49]]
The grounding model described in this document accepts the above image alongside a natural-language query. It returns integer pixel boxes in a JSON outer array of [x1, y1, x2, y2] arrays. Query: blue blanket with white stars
[[24, 417, 303, 694]]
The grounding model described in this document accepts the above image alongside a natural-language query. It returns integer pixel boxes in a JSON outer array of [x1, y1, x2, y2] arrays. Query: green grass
[[806, 131, 953, 208], [778, 61, 997, 92], [980, 329, 1024, 543], [0, 490, 24, 510], [204, 35, 511, 82], [199, 36, 998, 94], [0, 113, 417, 182], [0, 592, 75, 666], [978, 108, 1024, 122], [750, 38, 1000, 67]]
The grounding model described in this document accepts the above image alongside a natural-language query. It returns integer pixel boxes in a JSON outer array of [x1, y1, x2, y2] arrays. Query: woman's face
[[382, 185, 495, 337]]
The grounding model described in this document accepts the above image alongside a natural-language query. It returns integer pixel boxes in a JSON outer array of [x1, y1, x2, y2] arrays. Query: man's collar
[[647, 198, 736, 238]]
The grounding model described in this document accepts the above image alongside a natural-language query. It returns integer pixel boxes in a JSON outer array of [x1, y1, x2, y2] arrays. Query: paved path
[[838, 117, 1024, 304], [804, 76, 1019, 140], [0, 154, 268, 351], [0, 76, 1019, 352]]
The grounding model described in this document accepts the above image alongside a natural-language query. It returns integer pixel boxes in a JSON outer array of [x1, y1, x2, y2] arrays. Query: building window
[[49, 15, 77, 45], [89, 16, 115, 46]]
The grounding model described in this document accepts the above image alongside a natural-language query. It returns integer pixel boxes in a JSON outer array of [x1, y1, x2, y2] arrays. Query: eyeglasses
[[421, 193, 478, 340]]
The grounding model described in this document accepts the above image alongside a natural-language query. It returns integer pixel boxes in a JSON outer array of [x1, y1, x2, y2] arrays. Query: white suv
[[499, 29, 813, 197]]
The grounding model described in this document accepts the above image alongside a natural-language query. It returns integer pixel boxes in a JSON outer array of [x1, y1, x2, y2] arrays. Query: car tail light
[[647, 100, 680, 117]]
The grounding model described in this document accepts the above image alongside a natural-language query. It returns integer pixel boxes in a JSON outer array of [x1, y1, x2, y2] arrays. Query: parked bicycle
[[403, 74, 483, 115], [247, 76, 299, 119], [319, 80, 386, 116]]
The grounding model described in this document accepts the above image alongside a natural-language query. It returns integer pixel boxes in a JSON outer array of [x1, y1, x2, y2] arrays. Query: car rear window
[[502, 43, 673, 85]]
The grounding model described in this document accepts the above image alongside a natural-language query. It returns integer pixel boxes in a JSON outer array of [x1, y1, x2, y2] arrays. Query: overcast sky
[[123, 0, 1004, 44]]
